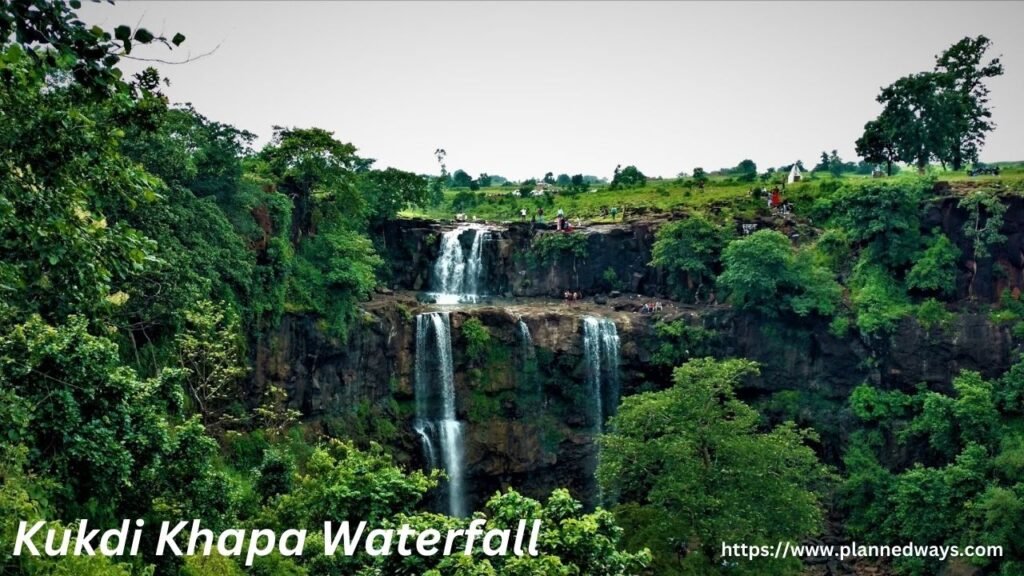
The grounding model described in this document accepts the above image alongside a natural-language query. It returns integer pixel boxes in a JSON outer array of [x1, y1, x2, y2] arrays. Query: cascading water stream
[[517, 316, 541, 395], [413, 312, 466, 517], [431, 225, 489, 304], [517, 316, 535, 359], [582, 316, 621, 431]]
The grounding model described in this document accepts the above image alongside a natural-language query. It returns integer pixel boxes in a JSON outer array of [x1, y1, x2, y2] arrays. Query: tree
[[433, 148, 447, 180], [813, 179, 928, 269], [175, 300, 247, 429], [906, 233, 960, 296], [855, 118, 899, 176], [0, 46, 161, 323], [933, 35, 1004, 170], [569, 173, 587, 194], [828, 150, 844, 178], [556, 173, 572, 187], [733, 159, 757, 182], [543, 171, 556, 185], [610, 165, 647, 190], [477, 172, 492, 187], [875, 72, 950, 172], [692, 167, 708, 190], [959, 191, 1007, 297], [650, 216, 729, 301], [451, 169, 473, 188], [717, 230, 841, 317], [856, 36, 1004, 172], [360, 167, 429, 225], [842, 365, 1024, 575], [259, 127, 366, 242], [599, 358, 828, 575], [0, 0, 186, 94]]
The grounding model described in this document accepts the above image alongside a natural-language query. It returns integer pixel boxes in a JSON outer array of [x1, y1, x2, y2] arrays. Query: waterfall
[[517, 316, 541, 396], [414, 312, 466, 517], [517, 316, 534, 359], [431, 225, 489, 304], [582, 316, 621, 431]]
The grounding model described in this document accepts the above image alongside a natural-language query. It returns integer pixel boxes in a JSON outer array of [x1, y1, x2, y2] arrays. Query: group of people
[[638, 301, 664, 315], [563, 290, 583, 304], [750, 186, 793, 216], [515, 207, 578, 231]]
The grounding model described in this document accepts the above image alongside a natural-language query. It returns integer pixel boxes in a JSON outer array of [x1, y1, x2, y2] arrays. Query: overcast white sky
[[79, 1, 1024, 180]]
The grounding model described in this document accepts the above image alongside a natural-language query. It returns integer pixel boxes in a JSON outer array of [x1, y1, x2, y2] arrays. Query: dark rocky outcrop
[[251, 293, 1016, 509]]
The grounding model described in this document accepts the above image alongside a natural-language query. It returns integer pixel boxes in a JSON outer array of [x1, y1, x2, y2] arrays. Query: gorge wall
[[252, 301, 1014, 511], [250, 190, 1024, 511], [381, 193, 1024, 303]]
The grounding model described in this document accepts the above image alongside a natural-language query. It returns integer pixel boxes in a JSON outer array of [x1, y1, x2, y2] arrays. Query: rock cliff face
[[253, 194, 1024, 509], [380, 219, 665, 298], [926, 194, 1024, 302], [251, 293, 1015, 509], [382, 192, 1024, 305]]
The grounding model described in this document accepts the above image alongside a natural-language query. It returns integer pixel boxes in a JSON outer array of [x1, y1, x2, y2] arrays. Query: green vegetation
[[529, 230, 589, 267], [843, 363, 1024, 575], [0, 3, 647, 574], [717, 230, 841, 318], [599, 358, 830, 575], [5, 7, 1024, 575], [856, 35, 1003, 172], [650, 216, 730, 301], [461, 317, 491, 366]]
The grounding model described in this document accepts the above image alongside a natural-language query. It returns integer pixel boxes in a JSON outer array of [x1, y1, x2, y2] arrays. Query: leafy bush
[[915, 298, 954, 332], [601, 266, 624, 291], [907, 233, 960, 296], [530, 231, 588, 266], [813, 178, 930, 268], [461, 317, 491, 366], [650, 216, 729, 301], [849, 261, 913, 335], [717, 230, 841, 318], [600, 358, 828, 575], [650, 319, 717, 367]]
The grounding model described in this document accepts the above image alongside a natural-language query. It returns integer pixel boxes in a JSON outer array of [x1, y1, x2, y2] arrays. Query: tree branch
[[122, 43, 221, 65]]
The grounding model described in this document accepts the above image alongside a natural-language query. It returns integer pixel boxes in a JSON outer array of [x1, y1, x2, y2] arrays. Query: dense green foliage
[[599, 358, 829, 575], [650, 216, 729, 301], [856, 36, 1003, 172], [3, 5, 1024, 575], [717, 230, 841, 318], [842, 363, 1024, 575], [0, 4, 649, 575]]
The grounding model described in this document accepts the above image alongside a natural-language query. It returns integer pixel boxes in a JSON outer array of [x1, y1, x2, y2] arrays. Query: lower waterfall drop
[[582, 316, 621, 431], [413, 312, 467, 517]]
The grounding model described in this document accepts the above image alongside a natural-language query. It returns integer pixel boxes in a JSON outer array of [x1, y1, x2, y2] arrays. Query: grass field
[[399, 162, 1024, 224]]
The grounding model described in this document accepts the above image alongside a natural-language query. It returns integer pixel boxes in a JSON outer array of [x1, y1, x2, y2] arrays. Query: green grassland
[[401, 162, 1024, 224]]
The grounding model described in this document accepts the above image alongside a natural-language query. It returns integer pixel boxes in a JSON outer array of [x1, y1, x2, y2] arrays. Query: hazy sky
[[79, 1, 1024, 180]]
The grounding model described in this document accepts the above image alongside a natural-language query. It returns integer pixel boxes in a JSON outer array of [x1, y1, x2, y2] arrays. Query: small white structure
[[787, 164, 803, 184]]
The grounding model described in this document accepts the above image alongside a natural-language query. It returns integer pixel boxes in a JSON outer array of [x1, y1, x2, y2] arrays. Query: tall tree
[[856, 36, 1003, 172], [933, 35, 1004, 170], [855, 118, 899, 176], [599, 358, 828, 575]]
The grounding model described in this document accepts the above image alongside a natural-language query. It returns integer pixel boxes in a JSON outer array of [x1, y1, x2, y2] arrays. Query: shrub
[[915, 298, 954, 332], [717, 230, 841, 317], [462, 317, 491, 366], [907, 233, 960, 296], [850, 261, 912, 335], [650, 216, 729, 301], [530, 231, 588, 266]]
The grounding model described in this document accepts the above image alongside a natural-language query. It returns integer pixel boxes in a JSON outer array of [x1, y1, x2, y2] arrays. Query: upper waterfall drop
[[430, 225, 490, 304], [413, 311, 467, 517], [582, 316, 621, 431]]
